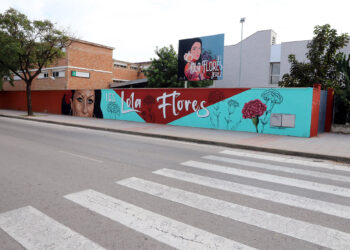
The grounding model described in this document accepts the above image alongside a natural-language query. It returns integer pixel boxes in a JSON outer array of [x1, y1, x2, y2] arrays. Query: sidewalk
[[1, 109, 350, 164]]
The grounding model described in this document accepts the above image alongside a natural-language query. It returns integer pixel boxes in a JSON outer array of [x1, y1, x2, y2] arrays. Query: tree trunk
[[26, 80, 33, 116]]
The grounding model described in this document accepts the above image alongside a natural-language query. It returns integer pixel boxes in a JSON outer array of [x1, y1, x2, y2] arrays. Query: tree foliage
[[0, 8, 71, 115], [279, 24, 349, 90], [145, 45, 212, 88]]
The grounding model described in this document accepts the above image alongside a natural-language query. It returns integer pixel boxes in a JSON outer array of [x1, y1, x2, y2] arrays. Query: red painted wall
[[310, 84, 321, 137], [0, 91, 66, 114]]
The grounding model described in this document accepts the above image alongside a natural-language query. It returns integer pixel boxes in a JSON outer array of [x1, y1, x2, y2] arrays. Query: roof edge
[[70, 38, 115, 50]]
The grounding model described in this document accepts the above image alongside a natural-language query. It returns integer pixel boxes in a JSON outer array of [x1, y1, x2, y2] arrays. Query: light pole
[[238, 17, 245, 88]]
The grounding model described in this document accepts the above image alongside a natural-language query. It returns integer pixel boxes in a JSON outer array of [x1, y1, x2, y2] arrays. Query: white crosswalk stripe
[[2, 150, 349, 249], [0, 206, 104, 250], [117, 177, 350, 250], [221, 149, 350, 172], [153, 168, 350, 219], [181, 160, 350, 198], [203, 155, 350, 182], [64, 189, 256, 250]]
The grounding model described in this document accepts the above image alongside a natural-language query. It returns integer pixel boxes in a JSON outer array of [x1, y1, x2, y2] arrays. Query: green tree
[[279, 24, 349, 90], [0, 8, 71, 115], [145, 45, 212, 88], [0, 67, 13, 91]]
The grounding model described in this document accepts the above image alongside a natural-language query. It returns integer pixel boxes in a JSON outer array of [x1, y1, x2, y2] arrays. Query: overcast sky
[[1, 0, 349, 62]]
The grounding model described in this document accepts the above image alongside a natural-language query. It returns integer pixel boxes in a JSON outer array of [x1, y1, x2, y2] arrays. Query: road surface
[[1, 117, 350, 249]]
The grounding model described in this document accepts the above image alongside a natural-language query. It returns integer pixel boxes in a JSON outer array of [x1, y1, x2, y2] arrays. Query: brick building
[[2, 39, 115, 91], [112, 60, 151, 87], [2, 38, 151, 91]]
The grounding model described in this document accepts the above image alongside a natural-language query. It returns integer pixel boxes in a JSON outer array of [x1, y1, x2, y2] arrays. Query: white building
[[215, 30, 350, 88]]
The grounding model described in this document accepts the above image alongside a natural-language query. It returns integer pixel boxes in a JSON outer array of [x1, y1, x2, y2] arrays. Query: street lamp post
[[238, 17, 245, 88]]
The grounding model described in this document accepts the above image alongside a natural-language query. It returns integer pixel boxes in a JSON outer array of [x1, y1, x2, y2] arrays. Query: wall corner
[[310, 84, 321, 137]]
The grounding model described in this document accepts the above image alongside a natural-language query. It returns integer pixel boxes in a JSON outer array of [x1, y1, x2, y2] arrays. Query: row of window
[[38, 71, 65, 79], [115, 64, 127, 68], [112, 79, 128, 83], [4, 71, 66, 81], [7, 65, 278, 83], [114, 64, 141, 71]]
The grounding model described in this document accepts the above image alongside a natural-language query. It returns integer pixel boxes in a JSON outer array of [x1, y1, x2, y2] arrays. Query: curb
[[2, 114, 350, 164]]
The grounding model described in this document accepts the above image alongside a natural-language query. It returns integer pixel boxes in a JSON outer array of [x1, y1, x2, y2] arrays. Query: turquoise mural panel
[[170, 88, 313, 137], [100, 89, 145, 122]]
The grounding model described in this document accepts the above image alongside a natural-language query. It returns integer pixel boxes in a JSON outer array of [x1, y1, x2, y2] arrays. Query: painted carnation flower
[[242, 99, 267, 133], [242, 99, 267, 119]]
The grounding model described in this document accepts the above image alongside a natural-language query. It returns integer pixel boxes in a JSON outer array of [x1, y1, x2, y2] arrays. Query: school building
[[111, 60, 151, 88], [1, 39, 150, 91]]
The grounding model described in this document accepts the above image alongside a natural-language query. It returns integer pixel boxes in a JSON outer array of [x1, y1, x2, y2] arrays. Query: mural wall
[[60, 87, 316, 137], [0, 87, 323, 137]]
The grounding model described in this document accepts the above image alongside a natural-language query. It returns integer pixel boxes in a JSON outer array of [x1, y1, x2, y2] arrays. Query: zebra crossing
[[1, 149, 350, 249], [65, 189, 255, 250], [0, 206, 104, 250]]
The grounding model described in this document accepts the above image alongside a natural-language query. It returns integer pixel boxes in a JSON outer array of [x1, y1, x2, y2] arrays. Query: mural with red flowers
[[0, 86, 325, 137]]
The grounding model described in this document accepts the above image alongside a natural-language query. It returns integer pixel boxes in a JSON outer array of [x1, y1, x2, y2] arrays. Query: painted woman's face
[[71, 90, 95, 117], [191, 42, 202, 61]]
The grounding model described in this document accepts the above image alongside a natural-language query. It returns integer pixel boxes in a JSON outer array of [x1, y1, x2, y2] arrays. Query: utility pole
[[238, 17, 245, 88]]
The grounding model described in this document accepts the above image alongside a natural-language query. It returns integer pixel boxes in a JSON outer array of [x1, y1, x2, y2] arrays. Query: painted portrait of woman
[[178, 38, 206, 81], [61, 89, 103, 118], [178, 34, 225, 82]]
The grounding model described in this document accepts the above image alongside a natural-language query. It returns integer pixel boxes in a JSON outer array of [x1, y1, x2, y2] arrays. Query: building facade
[[2, 39, 114, 91], [2, 39, 149, 91], [215, 30, 350, 88], [111, 60, 151, 88]]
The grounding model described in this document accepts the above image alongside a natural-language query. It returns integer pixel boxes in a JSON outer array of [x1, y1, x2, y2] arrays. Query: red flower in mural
[[242, 99, 267, 133], [143, 95, 156, 105], [142, 95, 156, 123], [242, 99, 267, 119]]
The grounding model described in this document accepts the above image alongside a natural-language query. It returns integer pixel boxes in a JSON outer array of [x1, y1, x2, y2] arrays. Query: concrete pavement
[[1, 109, 350, 164]]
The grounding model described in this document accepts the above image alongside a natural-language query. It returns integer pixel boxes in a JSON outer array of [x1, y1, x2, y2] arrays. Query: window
[[113, 79, 127, 83], [130, 65, 138, 70], [141, 65, 150, 73], [114, 63, 127, 68], [38, 72, 49, 79], [270, 63, 280, 84], [272, 36, 276, 45], [52, 71, 65, 78]]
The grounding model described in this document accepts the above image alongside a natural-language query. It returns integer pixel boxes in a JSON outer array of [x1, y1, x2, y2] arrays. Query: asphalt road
[[0, 116, 350, 250]]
